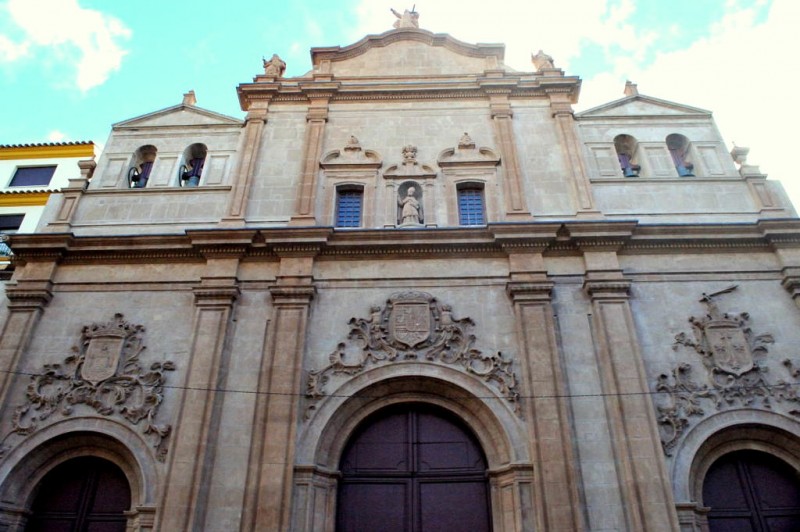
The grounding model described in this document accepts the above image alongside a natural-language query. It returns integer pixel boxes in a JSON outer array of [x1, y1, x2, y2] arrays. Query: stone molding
[[9, 220, 800, 265]]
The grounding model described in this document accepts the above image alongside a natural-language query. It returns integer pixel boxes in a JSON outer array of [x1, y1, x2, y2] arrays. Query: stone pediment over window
[[437, 133, 500, 169], [320, 136, 382, 175], [383, 144, 437, 180]]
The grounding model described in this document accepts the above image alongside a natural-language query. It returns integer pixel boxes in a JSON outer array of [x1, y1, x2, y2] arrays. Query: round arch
[[671, 410, 800, 503], [0, 418, 160, 530], [292, 363, 531, 531], [300, 362, 527, 469]]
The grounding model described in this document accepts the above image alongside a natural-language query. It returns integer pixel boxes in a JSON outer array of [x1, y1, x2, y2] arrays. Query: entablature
[[9, 220, 800, 266]]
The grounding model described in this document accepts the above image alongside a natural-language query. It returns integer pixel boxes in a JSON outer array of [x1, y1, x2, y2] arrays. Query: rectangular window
[[336, 189, 363, 227], [458, 187, 485, 225], [9, 166, 56, 187]]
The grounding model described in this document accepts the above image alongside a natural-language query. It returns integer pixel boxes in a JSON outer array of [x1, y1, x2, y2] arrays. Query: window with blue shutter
[[336, 188, 363, 227], [458, 185, 485, 225]]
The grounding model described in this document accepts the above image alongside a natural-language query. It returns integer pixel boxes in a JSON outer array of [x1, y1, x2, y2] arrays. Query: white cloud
[[351, 1, 654, 72], [2, 0, 131, 91], [47, 130, 66, 142], [0, 33, 28, 61]]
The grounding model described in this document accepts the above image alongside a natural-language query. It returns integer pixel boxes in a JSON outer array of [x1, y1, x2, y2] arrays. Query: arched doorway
[[336, 403, 491, 532], [703, 450, 800, 531], [25, 456, 131, 532]]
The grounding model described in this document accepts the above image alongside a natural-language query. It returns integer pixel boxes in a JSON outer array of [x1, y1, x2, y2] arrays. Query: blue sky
[[1, 0, 798, 205]]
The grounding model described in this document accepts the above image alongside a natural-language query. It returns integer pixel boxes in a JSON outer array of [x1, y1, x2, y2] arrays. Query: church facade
[[1, 16, 800, 532]]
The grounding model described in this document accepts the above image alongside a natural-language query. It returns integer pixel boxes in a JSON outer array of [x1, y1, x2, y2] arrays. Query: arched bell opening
[[178, 143, 207, 187], [127, 145, 157, 188]]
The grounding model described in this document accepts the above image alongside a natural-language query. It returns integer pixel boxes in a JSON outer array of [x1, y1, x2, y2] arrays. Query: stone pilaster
[[675, 502, 710, 532], [487, 91, 531, 220], [241, 250, 316, 531], [506, 253, 583, 531], [583, 250, 679, 531], [291, 88, 335, 225], [46, 159, 94, 232], [224, 102, 269, 223], [157, 264, 240, 531], [761, 220, 800, 308], [549, 93, 599, 215], [0, 259, 55, 417]]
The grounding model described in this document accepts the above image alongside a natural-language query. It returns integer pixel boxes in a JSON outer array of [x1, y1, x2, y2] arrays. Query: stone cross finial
[[624, 81, 639, 97], [182, 90, 197, 106], [391, 7, 419, 28], [531, 50, 555, 70]]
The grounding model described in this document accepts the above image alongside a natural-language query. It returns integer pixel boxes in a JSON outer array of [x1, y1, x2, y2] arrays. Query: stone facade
[[1, 20, 800, 532]]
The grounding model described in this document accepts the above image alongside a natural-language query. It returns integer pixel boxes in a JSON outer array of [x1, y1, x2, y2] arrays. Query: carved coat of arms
[[306, 291, 519, 418], [1, 314, 175, 461], [655, 286, 800, 455], [389, 293, 432, 347]]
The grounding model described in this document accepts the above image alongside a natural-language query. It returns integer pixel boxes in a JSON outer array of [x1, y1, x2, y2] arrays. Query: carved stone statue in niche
[[397, 182, 423, 226], [263, 53, 286, 77]]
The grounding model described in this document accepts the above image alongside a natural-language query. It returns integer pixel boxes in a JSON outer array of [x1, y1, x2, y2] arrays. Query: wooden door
[[26, 456, 131, 532], [703, 450, 800, 531], [337, 403, 491, 532]]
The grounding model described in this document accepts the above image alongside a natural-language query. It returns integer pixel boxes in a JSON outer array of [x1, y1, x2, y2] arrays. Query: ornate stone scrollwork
[[305, 291, 519, 418], [0, 314, 175, 461], [656, 286, 800, 454]]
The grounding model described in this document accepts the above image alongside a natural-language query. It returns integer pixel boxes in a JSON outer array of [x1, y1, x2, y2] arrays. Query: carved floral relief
[[305, 291, 519, 418], [656, 286, 800, 454], [0, 314, 175, 461]]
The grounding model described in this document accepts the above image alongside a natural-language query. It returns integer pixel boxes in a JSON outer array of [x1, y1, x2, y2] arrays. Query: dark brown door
[[26, 456, 131, 532], [703, 450, 800, 532], [337, 403, 491, 532]]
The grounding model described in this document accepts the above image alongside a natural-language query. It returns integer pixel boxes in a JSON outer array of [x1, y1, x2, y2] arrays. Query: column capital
[[583, 278, 631, 299], [269, 285, 316, 305], [506, 281, 554, 303], [5, 282, 53, 310]]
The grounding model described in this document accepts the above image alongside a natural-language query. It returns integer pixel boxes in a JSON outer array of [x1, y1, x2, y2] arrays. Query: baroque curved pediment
[[320, 136, 382, 171], [438, 133, 500, 168], [305, 291, 519, 419]]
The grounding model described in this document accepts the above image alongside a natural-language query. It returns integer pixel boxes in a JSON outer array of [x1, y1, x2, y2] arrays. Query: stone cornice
[[310, 28, 505, 64], [8, 220, 800, 264], [237, 74, 581, 109]]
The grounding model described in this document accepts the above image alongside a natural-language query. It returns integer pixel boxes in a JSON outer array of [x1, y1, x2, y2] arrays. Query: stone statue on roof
[[391, 7, 419, 29], [263, 54, 286, 77]]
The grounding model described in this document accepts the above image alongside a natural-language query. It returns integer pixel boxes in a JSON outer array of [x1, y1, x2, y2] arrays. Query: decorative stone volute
[[437, 133, 500, 168], [320, 136, 382, 171]]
